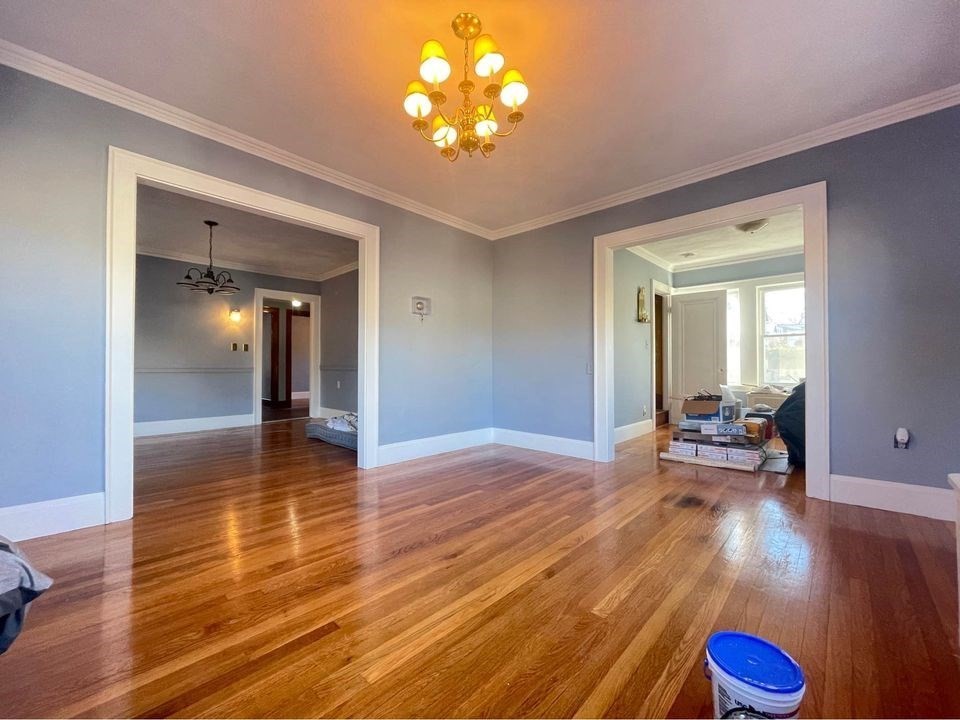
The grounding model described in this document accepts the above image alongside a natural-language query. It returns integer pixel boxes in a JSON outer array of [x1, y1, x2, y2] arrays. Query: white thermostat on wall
[[412, 296, 432, 321]]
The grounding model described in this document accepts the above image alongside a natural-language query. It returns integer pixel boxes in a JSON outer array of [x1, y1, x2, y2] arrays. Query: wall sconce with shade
[[636, 287, 649, 323], [229, 308, 242, 323]]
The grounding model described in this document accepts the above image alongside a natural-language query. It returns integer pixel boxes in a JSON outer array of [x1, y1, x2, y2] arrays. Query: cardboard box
[[681, 399, 735, 423]]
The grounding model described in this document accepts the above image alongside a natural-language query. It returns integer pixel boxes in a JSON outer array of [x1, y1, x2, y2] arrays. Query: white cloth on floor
[[324, 413, 358, 432]]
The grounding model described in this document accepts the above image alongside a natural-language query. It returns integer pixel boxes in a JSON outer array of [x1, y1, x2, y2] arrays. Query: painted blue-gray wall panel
[[134, 255, 323, 421], [493, 229, 594, 440], [320, 270, 359, 413], [381, 229, 493, 440], [134, 373, 253, 422], [614, 251, 671, 427], [494, 105, 960, 489], [321, 370, 358, 414], [0, 67, 491, 506], [290, 314, 310, 394], [672, 254, 805, 288]]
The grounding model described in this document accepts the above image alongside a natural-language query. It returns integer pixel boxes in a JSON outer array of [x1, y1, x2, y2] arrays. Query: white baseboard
[[378, 428, 494, 466], [134, 413, 254, 437], [0, 493, 105, 541], [830, 474, 955, 522], [492, 428, 595, 460], [290, 391, 310, 400], [615, 419, 655, 444]]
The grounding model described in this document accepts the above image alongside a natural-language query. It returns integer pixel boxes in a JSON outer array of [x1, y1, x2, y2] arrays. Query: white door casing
[[593, 182, 829, 501], [252, 289, 321, 424], [106, 147, 380, 524]]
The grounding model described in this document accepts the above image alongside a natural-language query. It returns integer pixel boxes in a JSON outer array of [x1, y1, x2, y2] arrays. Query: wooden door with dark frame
[[654, 294, 669, 427], [263, 306, 284, 408]]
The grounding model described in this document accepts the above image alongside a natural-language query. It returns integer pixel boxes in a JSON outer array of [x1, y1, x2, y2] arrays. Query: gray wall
[[290, 314, 310, 394], [614, 250, 671, 427], [672, 253, 804, 288], [494, 105, 960, 490], [320, 270, 359, 413], [135, 255, 322, 422], [0, 66, 492, 507]]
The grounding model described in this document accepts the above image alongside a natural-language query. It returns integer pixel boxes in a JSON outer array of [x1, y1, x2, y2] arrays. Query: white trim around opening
[[593, 182, 830, 501], [106, 147, 380, 524]]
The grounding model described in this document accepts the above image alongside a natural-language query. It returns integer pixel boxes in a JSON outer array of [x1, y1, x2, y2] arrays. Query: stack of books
[[727, 446, 765, 464], [668, 440, 697, 457]]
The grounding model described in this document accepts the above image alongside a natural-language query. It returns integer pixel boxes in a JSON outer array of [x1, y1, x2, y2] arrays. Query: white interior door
[[669, 290, 726, 422]]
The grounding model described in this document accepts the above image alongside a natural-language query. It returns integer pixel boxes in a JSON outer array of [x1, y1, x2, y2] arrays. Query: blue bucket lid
[[706, 631, 805, 694]]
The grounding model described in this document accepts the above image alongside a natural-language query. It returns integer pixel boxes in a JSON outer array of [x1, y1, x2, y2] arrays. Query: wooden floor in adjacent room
[[4, 423, 959, 718]]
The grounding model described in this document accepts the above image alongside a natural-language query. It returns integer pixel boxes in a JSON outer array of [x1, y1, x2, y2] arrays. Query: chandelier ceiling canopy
[[403, 12, 528, 161], [176, 220, 240, 295]]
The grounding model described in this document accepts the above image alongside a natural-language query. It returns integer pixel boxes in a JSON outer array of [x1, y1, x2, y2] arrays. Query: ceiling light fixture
[[403, 12, 528, 161], [176, 220, 240, 295], [291, 299, 303, 308], [735, 219, 769, 234]]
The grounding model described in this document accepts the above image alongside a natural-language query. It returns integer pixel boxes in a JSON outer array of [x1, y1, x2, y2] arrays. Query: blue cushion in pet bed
[[305, 421, 358, 451]]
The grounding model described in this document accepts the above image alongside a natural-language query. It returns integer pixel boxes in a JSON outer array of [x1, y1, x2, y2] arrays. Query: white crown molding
[[626, 245, 673, 272], [318, 261, 359, 282], [3, 40, 959, 242], [136, 245, 356, 283], [672, 248, 803, 273], [0, 40, 495, 240], [629, 245, 804, 273], [489, 83, 960, 240]]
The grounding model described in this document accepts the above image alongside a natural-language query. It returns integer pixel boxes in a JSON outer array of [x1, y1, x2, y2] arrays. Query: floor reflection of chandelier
[[403, 12, 528, 161]]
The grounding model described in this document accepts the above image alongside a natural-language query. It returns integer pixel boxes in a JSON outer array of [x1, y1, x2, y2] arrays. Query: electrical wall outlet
[[643, 405, 648, 417], [337, 380, 341, 389]]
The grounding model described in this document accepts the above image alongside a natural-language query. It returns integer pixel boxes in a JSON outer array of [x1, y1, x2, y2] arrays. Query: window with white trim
[[758, 283, 805, 386]]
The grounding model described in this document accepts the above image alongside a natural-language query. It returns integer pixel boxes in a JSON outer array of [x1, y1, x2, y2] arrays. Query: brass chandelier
[[403, 12, 528, 161]]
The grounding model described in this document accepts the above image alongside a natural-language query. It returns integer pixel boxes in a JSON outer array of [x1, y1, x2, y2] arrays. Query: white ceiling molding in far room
[[627, 208, 804, 272], [1, 0, 960, 241], [136, 183, 359, 281]]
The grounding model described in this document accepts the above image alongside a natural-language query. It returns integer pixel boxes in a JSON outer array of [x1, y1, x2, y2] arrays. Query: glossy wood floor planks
[[2, 421, 958, 718]]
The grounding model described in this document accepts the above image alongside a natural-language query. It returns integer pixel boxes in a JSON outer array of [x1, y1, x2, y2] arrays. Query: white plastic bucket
[[704, 632, 805, 719]]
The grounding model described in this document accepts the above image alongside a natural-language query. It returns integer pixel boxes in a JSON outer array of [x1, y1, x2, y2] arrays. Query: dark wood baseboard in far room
[[7, 425, 959, 717]]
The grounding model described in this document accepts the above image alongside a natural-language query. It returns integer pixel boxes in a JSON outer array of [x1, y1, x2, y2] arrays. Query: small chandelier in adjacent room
[[176, 220, 240, 295], [403, 12, 528, 161]]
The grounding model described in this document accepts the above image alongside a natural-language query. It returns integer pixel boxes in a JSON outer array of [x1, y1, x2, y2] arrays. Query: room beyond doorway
[[107, 148, 381, 524], [592, 182, 828, 500], [260, 297, 315, 423]]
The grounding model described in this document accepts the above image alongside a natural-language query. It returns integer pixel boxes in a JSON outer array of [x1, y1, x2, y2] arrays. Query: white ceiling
[[2, 1, 959, 235], [136, 185, 358, 280], [630, 208, 803, 272]]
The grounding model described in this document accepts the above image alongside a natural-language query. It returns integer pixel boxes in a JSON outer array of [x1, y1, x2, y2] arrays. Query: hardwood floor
[[261, 397, 310, 422], [3, 423, 958, 717]]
